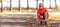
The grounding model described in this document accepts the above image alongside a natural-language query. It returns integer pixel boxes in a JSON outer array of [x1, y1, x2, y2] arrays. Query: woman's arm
[[44, 9, 49, 21]]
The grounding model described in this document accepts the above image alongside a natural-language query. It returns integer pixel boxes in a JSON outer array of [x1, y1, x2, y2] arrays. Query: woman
[[37, 3, 49, 24]]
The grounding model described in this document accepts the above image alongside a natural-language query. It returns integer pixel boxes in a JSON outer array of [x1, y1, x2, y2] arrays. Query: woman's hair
[[39, 3, 44, 7], [39, 3, 42, 7], [39, 3, 42, 5]]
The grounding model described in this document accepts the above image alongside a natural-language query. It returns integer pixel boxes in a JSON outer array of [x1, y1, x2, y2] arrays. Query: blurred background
[[0, 0, 60, 27]]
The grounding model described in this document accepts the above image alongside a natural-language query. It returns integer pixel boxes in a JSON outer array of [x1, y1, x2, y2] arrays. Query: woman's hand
[[40, 16, 43, 18]]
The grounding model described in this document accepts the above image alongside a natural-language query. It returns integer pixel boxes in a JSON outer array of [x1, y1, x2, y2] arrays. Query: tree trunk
[[1, 0, 2, 12], [42, 0, 44, 4], [49, 0, 51, 9], [10, 0, 11, 11], [55, 0, 58, 9], [18, 0, 20, 11], [36, 0, 38, 9], [27, 0, 29, 9]]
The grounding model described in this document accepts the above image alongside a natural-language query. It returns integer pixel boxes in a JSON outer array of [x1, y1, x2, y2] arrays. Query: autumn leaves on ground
[[0, 9, 60, 21]]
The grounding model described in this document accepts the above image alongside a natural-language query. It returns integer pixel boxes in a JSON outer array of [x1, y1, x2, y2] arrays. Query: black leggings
[[40, 20, 47, 25]]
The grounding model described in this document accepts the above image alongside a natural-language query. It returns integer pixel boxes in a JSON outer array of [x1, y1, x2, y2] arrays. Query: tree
[[27, 0, 29, 9], [1, 0, 2, 12], [42, 0, 44, 4], [10, 0, 11, 11], [54, 0, 58, 9], [18, 0, 20, 11], [36, 0, 38, 9], [49, 0, 52, 9]]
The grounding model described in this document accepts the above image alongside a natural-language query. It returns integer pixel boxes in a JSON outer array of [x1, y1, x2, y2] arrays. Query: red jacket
[[37, 8, 49, 22]]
